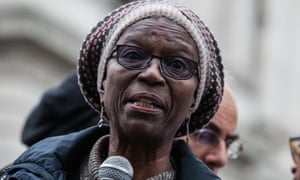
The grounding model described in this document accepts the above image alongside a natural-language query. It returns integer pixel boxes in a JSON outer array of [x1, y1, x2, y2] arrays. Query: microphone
[[99, 155, 134, 180]]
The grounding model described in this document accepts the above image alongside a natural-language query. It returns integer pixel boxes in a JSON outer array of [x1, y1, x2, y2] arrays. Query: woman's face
[[101, 17, 198, 143]]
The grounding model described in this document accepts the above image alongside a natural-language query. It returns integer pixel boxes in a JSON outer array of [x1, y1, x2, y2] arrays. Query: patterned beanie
[[78, 0, 224, 137]]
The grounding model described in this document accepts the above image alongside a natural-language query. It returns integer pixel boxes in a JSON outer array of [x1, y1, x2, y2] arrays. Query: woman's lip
[[133, 100, 158, 109], [126, 92, 166, 111]]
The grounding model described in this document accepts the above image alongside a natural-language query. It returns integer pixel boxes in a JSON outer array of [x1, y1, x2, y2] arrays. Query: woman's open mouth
[[126, 93, 166, 113], [133, 99, 162, 109]]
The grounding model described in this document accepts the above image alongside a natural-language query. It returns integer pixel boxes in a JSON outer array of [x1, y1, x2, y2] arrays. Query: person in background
[[1, 1, 224, 179], [290, 135, 300, 180], [178, 83, 242, 173], [21, 71, 98, 146]]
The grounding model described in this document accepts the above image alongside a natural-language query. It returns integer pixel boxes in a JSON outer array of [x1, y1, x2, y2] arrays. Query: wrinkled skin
[[99, 17, 199, 179]]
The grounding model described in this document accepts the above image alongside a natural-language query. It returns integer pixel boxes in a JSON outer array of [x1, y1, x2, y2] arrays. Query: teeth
[[134, 101, 155, 108]]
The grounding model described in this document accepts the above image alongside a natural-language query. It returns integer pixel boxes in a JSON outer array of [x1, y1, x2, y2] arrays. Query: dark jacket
[[21, 71, 98, 146], [2, 126, 220, 180]]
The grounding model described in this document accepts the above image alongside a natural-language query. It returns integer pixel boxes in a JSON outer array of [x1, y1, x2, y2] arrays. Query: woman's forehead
[[120, 17, 189, 38], [116, 17, 198, 57]]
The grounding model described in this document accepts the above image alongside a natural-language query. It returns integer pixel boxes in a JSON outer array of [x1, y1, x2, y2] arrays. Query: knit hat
[[78, 0, 224, 137]]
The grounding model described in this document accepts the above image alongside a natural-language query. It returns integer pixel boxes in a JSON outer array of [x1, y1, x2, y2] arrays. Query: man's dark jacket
[[21, 71, 98, 146]]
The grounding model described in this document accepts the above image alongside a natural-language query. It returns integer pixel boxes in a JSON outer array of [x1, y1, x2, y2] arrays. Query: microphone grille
[[99, 156, 134, 180]]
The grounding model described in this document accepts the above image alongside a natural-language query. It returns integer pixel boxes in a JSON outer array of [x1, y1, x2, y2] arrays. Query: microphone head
[[99, 155, 134, 180]]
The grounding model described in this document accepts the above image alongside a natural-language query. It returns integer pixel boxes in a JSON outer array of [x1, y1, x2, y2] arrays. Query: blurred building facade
[[0, 0, 299, 179]]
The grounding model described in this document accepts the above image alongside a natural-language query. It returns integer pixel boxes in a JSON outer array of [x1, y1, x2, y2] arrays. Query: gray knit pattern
[[77, 0, 224, 137]]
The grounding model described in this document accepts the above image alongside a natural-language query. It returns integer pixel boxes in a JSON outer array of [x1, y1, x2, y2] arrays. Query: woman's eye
[[122, 50, 143, 60], [167, 58, 186, 70]]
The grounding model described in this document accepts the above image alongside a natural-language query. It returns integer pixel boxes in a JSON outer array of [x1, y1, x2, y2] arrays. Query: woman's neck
[[108, 137, 174, 179]]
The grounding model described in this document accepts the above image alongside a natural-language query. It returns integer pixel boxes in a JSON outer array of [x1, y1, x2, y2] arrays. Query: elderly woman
[[1, 0, 224, 179]]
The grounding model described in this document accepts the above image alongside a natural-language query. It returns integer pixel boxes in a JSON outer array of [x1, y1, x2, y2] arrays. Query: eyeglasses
[[112, 44, 198, 80], [290, 136, 300, 164], [190, 128, 243, 159]]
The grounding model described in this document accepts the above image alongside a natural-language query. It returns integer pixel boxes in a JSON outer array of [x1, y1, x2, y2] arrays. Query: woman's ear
[[190, 97, 196, 112], [185, 106, 194, 120], [190, 102, 195, 110], [99, 88, 104, 100], [98, 79, 106, 100], [184, 96, 195, 120]]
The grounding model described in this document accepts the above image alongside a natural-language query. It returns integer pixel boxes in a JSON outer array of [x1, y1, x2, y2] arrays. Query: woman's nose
[[138, 58, 165, 85]]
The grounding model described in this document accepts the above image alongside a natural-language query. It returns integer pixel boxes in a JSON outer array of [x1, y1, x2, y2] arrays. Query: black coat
[[21, 71, 98, 146]]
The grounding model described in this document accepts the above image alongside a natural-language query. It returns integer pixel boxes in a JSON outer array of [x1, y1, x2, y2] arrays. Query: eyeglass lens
[[191, 129, 243, 159], [115, 45, 197, 80], [192, 129, 219, 147]]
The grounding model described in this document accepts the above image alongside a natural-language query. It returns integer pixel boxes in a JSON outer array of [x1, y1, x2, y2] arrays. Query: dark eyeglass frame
[[111, 44, 199, 80], [190, 128, 243, 159], [290, 136, 300, 164]]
